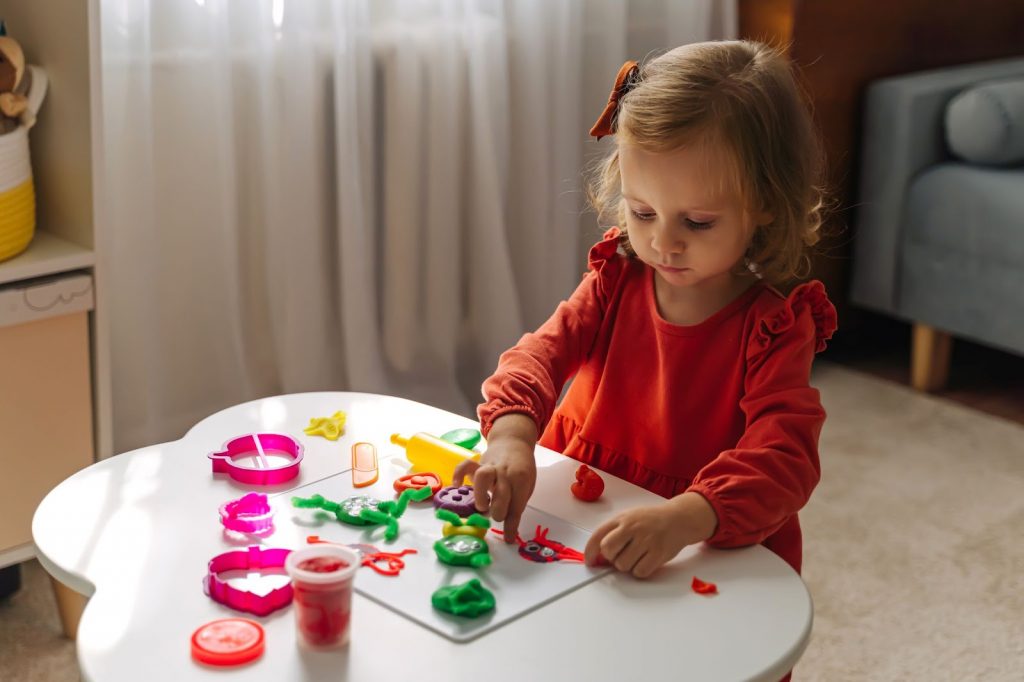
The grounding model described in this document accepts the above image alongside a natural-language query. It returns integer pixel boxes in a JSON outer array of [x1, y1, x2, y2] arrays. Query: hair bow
[[589, 60, 639, 140]]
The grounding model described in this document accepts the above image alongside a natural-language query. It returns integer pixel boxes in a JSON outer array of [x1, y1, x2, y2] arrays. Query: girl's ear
[[753, 208, 774, 227]]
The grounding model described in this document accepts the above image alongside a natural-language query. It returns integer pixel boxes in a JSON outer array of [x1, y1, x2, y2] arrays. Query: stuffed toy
[[0, 21, 32, 135]]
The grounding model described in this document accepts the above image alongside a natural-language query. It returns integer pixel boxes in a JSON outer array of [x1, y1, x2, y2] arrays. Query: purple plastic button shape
[[433, 485, 477, 517], [219, 492, 275, 535], [204, 545, 293, 616], [209, 433, 304, 485]]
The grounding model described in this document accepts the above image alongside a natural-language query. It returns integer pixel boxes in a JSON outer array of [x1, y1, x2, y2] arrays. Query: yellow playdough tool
[[389, 433, 481, 486]]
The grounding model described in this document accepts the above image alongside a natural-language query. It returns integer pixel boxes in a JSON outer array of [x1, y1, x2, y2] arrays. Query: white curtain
[[100, 0, 735, 453]]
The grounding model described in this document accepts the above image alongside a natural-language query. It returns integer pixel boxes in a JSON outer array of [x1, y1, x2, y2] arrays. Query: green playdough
[[432, 579, 496, 618], [435, 509, 491, 530], [434, 535, 491, 567], [292, 486, 432, 539], [291, 493, 379, 525], [440, 428, 482, 451]]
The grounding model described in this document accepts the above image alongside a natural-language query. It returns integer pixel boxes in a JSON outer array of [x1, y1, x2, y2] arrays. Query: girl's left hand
[[583, 492, 718, 579]]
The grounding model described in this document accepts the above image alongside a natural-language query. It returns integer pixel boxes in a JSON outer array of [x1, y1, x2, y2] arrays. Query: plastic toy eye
[[524, 542, 541, 554], [343, 496, 376, 513], [449, 537, 484, 555], [540, 547, 555, 558]]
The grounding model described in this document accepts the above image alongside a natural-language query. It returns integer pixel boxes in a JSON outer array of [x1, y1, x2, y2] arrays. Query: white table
[[33, 392, 811, 681]]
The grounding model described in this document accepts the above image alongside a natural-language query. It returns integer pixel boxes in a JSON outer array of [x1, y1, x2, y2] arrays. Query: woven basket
[[0, 126, 36, 262], [0, 65, 48, 263]]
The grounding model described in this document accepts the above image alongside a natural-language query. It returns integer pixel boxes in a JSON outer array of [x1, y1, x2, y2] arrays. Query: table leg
[[48, 575, 87, 640]]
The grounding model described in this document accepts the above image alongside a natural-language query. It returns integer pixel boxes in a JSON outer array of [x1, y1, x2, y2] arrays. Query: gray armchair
[[851, 56, 1024, 391]]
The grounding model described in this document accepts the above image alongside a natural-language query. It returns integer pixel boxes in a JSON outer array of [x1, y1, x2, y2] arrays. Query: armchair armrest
[[851, 56, 1024, 313]]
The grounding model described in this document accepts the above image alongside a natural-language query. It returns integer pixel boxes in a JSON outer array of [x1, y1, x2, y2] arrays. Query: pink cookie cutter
[[209, 433, 304, 485], [219, 493, 275, 535], [204, 545, 293, 616]]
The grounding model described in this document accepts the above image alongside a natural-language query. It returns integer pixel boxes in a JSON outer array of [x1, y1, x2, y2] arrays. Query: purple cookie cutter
[[204, 545, 293, 616], [219, 492, 275, 535], [209, 433, 304, 485]]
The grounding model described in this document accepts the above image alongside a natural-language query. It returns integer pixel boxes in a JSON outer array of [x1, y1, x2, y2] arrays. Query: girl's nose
[[651, 221, 685, 256]]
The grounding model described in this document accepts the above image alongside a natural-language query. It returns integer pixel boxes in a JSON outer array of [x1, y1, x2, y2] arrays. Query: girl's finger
[[501, 483, 530, 543], [599, 525, 632, 563], [584, 519, 618, 565], [471, 466, 496, 513], [452, 459, 480, 486], [502, 507, 522, 543], [489, 476, 512, 522], [612, 538, 644, 574], [632, 551, 663, 580]]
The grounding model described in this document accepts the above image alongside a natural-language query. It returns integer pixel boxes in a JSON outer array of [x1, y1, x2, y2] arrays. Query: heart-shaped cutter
[[209, 433, 304, 485], [204, 545, 293, 616]]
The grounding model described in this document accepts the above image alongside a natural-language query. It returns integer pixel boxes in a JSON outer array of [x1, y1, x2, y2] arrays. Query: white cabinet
[[0, 273, 95, 556], [0, 0, 110, 573]]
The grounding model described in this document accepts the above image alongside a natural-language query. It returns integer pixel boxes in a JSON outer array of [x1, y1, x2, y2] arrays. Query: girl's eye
[[686, 219, 715, 231], [630, 209, 655, 222]]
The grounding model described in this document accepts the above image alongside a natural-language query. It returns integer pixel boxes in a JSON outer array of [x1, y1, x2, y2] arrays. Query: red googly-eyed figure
[[570, 464, 605, 502], [493, 525, 585, 563]]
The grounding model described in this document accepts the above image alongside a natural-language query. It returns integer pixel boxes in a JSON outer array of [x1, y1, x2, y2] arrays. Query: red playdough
[[570, 464, 605, 501], [297, 557, 349, 573], [293, 580, 351, 646], [691, 576, 718, 595]]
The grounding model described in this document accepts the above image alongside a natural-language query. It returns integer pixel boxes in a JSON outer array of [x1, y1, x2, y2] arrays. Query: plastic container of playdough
[[390, 432, 481, 486], [284, 545, 359, 649]]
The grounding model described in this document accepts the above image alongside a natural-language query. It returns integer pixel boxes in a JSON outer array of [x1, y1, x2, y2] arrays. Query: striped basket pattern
[[0, 124, 35, 262]]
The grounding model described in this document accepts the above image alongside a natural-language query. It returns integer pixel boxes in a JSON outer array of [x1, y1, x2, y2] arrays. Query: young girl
[[459, 40, 836, 580]]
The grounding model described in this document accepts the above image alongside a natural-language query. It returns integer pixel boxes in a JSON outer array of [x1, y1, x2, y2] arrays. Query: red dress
[[478, 228, 837, 573]]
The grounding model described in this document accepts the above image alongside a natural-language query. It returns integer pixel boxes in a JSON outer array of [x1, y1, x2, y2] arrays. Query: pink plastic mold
[[209, 433, 304, 485], [204, 545, 293, 616], [219, 493, 275, 535]]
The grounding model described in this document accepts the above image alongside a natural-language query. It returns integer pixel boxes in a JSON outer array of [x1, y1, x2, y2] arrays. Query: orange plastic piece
[[351, 442, 378, 488], [393, 472, 443, 496]]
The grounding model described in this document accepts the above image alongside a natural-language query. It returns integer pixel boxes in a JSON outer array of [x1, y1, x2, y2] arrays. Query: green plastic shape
[[440, 428, 482, 451], [431, 578, 496, 618], [434, 535, 491, 567]]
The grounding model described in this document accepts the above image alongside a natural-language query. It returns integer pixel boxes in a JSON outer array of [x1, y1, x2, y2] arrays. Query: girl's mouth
[[657, 264, 689, 273]]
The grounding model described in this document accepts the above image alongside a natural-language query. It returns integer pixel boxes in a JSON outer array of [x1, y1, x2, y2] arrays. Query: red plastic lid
[[191, 618, 265, 666]]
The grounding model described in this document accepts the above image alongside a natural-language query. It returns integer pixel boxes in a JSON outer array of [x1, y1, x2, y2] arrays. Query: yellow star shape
[[303, 410, 347, 440]]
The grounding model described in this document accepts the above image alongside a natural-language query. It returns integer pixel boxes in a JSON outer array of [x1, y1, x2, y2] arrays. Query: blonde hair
[[587, 40, 826, 284]]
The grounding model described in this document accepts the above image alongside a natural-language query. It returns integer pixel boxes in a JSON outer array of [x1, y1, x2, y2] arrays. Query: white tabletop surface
[[33, 392, 811, 682]]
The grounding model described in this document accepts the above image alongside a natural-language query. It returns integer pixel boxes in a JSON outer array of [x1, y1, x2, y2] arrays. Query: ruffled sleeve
[[477, 228, 627, 437], [748, 280, 837, 358], [686, 281, 836, 557]]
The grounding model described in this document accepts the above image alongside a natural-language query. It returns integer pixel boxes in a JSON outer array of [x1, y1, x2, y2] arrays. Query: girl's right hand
[[453, 413, 538, 543]]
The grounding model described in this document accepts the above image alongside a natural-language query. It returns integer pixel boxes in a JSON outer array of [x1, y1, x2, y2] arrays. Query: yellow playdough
[[303, 410, 347, 440]]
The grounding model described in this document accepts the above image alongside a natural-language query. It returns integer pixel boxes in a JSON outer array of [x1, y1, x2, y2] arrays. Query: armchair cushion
[[901, 163, 1024, 353], [945, 77, 1024, 166]]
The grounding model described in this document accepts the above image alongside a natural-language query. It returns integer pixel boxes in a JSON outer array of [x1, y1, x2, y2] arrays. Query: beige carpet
[[1, 362, 1021, 681], [0, 559, 77, 680], [796, 363, 1024, 681]]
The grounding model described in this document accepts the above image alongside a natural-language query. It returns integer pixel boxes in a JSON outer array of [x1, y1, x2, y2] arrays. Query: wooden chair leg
[[49, 575, 87, 640], [911, 323, 952, 392]]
